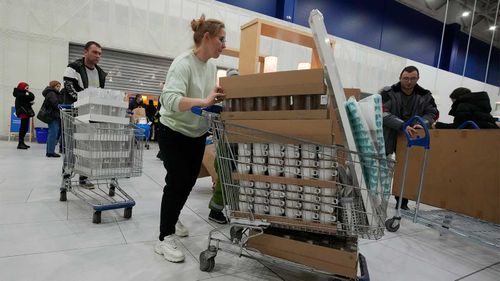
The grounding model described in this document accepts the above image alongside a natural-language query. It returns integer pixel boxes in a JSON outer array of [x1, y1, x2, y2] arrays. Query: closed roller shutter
[[69, 43, 172, 95]]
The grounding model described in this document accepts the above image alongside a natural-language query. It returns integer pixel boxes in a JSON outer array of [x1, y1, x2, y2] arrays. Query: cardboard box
[[220, 69, 325, 99], [198, 144, 217, 181], [392, 130, 500, 224], [247, 231, 358, 278]]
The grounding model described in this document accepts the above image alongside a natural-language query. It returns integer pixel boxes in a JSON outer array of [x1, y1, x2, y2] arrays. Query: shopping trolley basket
[[59, 107, 143, 223], [193, 106, 395, 280]]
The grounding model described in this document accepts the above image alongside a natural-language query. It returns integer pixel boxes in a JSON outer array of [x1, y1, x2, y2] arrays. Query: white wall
[[1, 0, 498, 136]]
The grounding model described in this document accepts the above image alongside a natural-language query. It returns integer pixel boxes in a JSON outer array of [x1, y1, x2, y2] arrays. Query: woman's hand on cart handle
[[403, 116, 430, 149]]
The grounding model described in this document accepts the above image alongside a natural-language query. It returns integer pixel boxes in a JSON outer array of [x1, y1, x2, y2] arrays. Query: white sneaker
[[175, 220, 189, 237], [154, 235, 185, 262]]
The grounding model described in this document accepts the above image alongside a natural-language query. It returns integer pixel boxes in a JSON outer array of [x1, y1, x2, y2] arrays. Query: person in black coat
[[434, 87, 499, 129], [13, 81, 35, 149], [145, 100, 157, 140], [41, 81, 63, 157]]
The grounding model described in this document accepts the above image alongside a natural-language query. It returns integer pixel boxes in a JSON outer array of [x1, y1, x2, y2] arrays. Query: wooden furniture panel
[[392, 130, 500, 224]]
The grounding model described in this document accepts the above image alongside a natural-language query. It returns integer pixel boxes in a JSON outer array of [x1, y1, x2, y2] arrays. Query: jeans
[[157, 122, 206, 240], [47, 119, 60, 154]]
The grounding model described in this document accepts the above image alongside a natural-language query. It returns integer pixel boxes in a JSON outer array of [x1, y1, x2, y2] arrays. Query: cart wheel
[[59, 190, 67, 202], [93, 211, 102, 224], [124, 207, 133, 219], [230, 226, 244, 242], [385, 218, 400, 232], [108, 183, 116, 197], [199, 251, 216, 272]]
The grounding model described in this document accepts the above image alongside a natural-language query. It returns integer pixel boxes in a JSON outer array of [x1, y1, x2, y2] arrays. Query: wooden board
[[246, 233, 357, 278], [220, 69, 325, 99], [221, 109, 328, 120], [232, 173, 337, 189], [392, 130, 500, 224]]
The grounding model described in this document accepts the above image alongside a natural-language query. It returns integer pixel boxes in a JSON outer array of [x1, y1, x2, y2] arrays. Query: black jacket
[[40, 87, 62, 121], [13, 88, 35, 117], [381, 82, 438, 154], [60, 57, 107, 104], [435, 91, 498, 129]]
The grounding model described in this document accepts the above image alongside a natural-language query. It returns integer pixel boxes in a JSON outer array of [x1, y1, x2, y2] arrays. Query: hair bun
[[191, 14, 206, 32]]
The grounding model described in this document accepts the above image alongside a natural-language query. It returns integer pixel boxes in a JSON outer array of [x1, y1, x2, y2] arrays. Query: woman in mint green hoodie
[[154, 14, 226, 263]]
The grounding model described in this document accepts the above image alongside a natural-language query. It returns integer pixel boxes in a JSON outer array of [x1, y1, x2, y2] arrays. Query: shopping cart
[[194, 106, 395, 280], [385, 119, 500, 248], [59, 107, 143, 223]]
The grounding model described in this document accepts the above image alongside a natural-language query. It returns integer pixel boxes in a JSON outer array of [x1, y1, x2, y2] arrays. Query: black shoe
[[46, 153, 61, 158], [209, 210, 228, 224], [23, 143, 30, 148], [17, 144, 28, 149], [395, 204, 410, 210]]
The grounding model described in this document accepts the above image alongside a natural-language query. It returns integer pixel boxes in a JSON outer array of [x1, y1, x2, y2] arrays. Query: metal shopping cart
[[385, 118, 500, 248], [59, 107, 143, 223], [195, 106, 395, 280]]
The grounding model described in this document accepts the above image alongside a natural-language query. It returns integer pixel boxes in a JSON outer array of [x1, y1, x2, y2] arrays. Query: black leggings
[[19, 118, 29, 143], [158, 123, 206, 240]]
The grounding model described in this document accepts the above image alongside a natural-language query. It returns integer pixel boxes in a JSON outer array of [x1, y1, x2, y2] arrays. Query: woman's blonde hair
[[191, 14, 225, 47], [49, 80, 61, 89]]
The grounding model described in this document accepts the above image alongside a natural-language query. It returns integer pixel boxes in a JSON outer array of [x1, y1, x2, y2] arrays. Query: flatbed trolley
[[386, 118, 500, 248], [59, 107, 143, 223], [194, 106, 395, 280]]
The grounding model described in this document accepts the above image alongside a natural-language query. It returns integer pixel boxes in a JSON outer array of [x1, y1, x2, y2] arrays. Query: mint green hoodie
[[159, 50, 217, 137]]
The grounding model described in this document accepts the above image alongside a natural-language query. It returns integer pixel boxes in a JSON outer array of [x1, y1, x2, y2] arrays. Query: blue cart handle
[[457, 120, 479, 129], [58, 104, 73, 109], [191, 105, 223, 116], [403, 115, 430, 149]]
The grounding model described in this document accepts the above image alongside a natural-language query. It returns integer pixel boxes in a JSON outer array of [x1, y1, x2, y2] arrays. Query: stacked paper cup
[[235, 142, 339, 225]]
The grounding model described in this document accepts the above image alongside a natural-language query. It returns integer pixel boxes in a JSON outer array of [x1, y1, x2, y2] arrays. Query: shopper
[[40, 81, 63, 157], [208, 157, 228, 224], [129, 94, 145, 110], [434, 87, 498, 129], [60, 41, 107, 188], [155, 14, 226, 263], [145, 100, 157, 140], [13, 82, 35, 150], [381, 66, 438, 210]]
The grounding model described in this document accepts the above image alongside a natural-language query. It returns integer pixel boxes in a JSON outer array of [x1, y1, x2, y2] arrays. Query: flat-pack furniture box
[[392, 129, 500, 224]]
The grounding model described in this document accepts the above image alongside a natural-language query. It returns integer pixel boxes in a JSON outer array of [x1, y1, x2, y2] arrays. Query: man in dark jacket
[[60, 41, 107, 188], [60, 41, 107, 104], [435, 87, 498, 129], [381, 66, 438, 210]]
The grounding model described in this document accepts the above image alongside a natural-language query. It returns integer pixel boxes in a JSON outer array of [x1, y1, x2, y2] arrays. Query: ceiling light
[[461, 11, 470, 17], [489, 26, 497, 31]]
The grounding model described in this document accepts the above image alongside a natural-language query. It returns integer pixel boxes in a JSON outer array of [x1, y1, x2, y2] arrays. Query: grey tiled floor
[[0, 140, 499, 281]]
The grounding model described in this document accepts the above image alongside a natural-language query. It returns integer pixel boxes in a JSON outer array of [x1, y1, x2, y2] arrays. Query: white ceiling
[[397, 0, 500, 48]]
